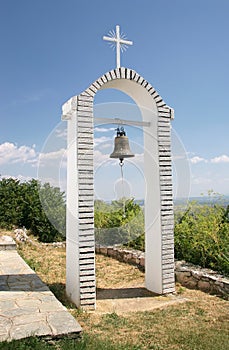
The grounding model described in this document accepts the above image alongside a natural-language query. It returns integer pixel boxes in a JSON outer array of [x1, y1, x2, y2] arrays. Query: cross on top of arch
[[103, 25, 133, 68]]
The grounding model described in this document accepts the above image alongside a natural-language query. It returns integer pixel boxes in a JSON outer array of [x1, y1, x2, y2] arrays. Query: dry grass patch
[[96, 253, 144, 288], [76, 294, 229, 350]]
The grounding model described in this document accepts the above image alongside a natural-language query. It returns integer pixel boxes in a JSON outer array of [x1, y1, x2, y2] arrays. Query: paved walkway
[[0, 236, 81, 342]]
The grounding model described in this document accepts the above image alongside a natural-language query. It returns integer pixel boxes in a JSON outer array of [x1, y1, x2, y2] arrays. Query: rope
[[119, 160, 126, 218]]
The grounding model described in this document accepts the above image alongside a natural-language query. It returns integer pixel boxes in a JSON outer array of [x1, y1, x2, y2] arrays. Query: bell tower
[[62, 26, 175, 309]]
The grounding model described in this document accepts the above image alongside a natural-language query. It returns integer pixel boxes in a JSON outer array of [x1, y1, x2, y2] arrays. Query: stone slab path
[[96, 285, 187, 314], [0, 236, 81, 342], [96, 292, 187, 314]]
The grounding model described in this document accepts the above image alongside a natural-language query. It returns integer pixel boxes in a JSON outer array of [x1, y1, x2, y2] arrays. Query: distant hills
[[134, 196, 229, 208], [174, 196, 229, 207]]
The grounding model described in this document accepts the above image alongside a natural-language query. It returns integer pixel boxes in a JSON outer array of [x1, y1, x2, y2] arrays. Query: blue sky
[[0, 0, 229, 199]]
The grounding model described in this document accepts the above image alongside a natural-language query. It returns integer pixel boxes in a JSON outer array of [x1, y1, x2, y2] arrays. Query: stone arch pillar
[[62, 68, 175, 309]]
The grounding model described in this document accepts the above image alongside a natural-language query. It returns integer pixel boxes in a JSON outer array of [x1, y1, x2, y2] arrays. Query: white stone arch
[[62, 68, 175, 309]]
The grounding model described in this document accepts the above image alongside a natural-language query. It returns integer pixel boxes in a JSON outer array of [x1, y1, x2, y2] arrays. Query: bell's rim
[[110, 153, 135, 159]]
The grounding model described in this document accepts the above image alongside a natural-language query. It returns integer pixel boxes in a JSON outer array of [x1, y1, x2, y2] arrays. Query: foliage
[[1, 177, 228, 274], [124, 232, 145, 251], [174, 201, 229, 275], [94, 198, 144, 245], [0, 178, 65, 242], [124, 197, 229, 275]]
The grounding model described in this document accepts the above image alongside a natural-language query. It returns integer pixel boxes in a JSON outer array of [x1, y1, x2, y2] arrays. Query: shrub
[[94, 198, 144, 246], [0, 178, 65, 242], [123, 200, 229, 275], [174, 202, 229, 275]]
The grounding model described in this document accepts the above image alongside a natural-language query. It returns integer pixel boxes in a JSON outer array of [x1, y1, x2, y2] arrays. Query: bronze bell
[[110, 127, 135, 163]]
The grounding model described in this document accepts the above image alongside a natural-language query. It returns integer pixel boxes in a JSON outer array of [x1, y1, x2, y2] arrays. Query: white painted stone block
[[114, 68, 121, 78], [110, 70, 116, 79], [120, 67, 125, 78]]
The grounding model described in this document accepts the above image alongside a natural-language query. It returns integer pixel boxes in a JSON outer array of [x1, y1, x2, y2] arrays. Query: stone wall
[[95, 245, 229, 300]]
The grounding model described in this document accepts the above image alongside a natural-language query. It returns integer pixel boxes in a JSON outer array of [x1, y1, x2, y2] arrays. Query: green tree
[[0, 178, 65, 242], [0, 178, 23, 228], [94, 198, 144, 246], [39, 183, 66, 240]]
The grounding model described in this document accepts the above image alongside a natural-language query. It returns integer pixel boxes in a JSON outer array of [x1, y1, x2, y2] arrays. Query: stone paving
[[0, 236, 81, 342]]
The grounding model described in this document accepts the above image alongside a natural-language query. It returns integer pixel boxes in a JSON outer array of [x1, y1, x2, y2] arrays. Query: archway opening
[[91, 77, 163, 296], [93, 88, 149, 300]]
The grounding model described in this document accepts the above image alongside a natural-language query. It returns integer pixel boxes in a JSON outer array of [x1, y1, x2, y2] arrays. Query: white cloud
[[129, 153, 144, 166], [94, 150, 115, 169], [94, 127, 115, 133], [39, 149, 66, 161], [0, 174, 35, 182], [55, 128, 67, 139], [0, 142, 37, 166], [38, 149, 67, 167], [210, 154, 229, 163], [189, 156, 207, 164], [189, 154, 229, 165], [99, 143, 112, 150], [94, 136, 111, 147], [0, 142, 69, 173]]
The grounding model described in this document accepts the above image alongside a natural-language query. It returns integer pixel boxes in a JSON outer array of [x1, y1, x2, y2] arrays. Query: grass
[[1, 231, 229, 350], [0, 334, 140, 350]]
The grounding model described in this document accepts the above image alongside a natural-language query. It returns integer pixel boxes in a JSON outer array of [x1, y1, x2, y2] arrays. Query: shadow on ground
[[97, 287, 157, 300], [0, 274, 49, 292]]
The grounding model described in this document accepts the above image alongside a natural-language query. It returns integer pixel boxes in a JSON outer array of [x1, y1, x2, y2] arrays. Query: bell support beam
[[94, 117, 150, 127]]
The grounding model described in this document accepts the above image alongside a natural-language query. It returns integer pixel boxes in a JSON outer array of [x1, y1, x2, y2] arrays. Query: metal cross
[[103, 25, 133, 68]]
